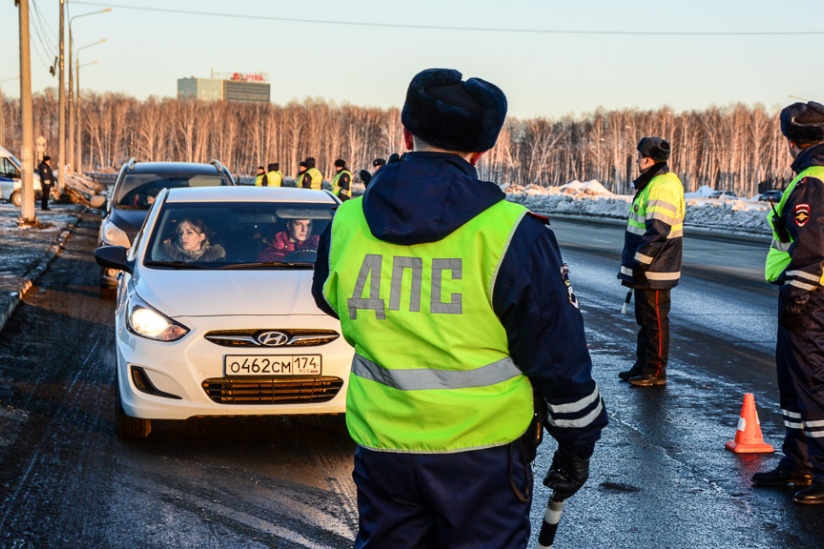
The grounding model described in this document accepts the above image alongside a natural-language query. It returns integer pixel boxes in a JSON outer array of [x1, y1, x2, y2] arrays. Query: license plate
[[224, 355, 322, 376]]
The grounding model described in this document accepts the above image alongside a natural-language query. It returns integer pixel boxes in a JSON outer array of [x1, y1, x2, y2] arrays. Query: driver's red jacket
[[257, 231, 319, 262]]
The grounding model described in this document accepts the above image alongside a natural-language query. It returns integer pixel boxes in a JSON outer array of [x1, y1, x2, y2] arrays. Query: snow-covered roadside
[[506, 179, 773, 237]]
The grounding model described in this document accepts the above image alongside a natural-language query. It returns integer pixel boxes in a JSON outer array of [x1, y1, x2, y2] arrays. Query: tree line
[[0, 90, 793, 196]]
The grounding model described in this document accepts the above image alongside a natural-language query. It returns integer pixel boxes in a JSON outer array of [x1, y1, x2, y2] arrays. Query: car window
[[143, 201, 334, 269], [114, 173, 232, 210]]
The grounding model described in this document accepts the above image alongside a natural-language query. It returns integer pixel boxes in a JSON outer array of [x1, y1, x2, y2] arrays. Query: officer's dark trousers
[[40, 184, 52, 210], [776, 289, 824, 480], [633, 288, 671, 377], [352, 442, 533, 548]]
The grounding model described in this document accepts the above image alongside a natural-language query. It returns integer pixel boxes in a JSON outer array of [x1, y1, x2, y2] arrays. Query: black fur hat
[[305, 157, 316, 168], [267, 163, 278, 171], [372, 158, 386, 167], [637, 137, 671, 162], [401, 68, 508, 152], [334, 158, 346, 168], [781, 101, 824, 144]]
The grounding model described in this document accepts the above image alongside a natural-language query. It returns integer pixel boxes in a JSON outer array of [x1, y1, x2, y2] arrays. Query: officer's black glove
[[632, 264, 648, 285], [387, 153, 401, 164], [779, 287, 811, 330], [359, 170, 372, 185], [543, 447, 590, 501]]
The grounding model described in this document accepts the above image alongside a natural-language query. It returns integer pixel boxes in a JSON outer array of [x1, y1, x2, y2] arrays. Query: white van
[[0, 145, 42, 207]]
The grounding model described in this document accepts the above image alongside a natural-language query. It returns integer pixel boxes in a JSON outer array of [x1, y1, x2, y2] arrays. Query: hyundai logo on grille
[[257, 331, 290, 346]]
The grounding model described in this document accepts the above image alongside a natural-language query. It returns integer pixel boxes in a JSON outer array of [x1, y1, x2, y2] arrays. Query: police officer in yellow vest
[[254, 166, 266, 186], [752, 101, 824, 504], [312, 68, 607, 548], [617, 137, 685, 387], [331, 158, 352, 201], [295, 161, 308, 188], [265, 162, 283, 187], [303, 157, 323, 190]]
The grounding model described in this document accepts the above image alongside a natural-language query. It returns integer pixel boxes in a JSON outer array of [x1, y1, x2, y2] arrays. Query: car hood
[[133, 268, 325, 317]]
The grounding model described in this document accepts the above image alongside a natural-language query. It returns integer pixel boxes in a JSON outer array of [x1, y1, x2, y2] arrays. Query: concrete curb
[[0, 211, 84, 335]]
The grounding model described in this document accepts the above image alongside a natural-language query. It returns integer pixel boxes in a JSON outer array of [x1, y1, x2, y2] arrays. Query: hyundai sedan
[[95, 186, 351, 439]]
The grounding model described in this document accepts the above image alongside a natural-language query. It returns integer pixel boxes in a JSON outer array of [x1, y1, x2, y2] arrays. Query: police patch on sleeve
[[794, 204, 810, 227], [560, 263, 579, 309]]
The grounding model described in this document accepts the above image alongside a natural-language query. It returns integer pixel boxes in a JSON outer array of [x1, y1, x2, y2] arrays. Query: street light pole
[[75, 59, 98, 174], [74, 39, 105, 174], [17, 0, 37, 225], [67, 7, 111, 175], [57, 0, 66, 193]]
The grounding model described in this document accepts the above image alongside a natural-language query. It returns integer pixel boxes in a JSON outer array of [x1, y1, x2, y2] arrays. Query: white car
[[94, 186, 352, 439], [0, 145, 43, 207]]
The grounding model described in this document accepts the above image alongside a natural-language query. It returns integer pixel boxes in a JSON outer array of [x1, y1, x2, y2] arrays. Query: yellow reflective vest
[[323, 198, 534, 453], [765, 165, 824, 284]]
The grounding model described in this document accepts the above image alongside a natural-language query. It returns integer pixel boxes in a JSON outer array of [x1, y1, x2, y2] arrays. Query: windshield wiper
[[143, 260, 210, 269], [218, 261, 314, 269]]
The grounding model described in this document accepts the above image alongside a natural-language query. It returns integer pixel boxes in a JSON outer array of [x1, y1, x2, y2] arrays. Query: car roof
[[164, 186, 338, 204], [126, 161, 229, 175]]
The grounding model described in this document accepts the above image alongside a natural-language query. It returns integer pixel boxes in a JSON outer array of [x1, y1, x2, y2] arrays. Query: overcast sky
[[2, 0, 823, 120]]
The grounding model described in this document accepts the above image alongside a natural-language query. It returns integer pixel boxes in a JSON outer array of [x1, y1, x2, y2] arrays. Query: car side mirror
[[95, 246, 133, 274]]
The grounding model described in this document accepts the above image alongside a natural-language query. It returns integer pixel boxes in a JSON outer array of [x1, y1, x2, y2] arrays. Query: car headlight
[[127, 294, 189, 341], [100, 219, 131, 248]]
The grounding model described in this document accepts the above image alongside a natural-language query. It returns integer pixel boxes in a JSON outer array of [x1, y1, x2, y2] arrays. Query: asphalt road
[[1, 212, 823, 548]]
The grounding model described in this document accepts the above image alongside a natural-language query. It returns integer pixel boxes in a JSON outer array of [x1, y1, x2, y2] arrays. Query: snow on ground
[[506, 180, 772, 236]]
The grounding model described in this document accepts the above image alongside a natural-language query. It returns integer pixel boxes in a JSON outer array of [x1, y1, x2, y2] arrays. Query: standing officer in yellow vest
[[303, 157, 323, 190], [617, 137, 685, 387], [752, 101, 824, 504], [254, 166, 266, 186], [331, 158, 352, 201], [312, 68, 607, 548], [265, 163, 283, 187], [295, 161, 308, 188]]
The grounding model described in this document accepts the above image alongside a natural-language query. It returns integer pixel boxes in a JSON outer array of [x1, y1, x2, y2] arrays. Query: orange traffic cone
[[725, 393, 774, 453]]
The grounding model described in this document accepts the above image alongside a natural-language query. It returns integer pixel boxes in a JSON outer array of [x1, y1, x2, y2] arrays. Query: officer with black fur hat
[[617, 136, 685, 386], [265, 162, 283, 188], [312, 68, 606, 547], [753, 101, 824, 504], [331, 158, 352, 201]]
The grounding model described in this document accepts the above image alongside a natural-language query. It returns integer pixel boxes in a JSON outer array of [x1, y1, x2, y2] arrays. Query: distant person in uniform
[[37, 155, 56, 211], [254, 166, 266, 186], [332, 159, 352, 201], [295, 161, 308, 189], [359, 157, 386, 189], [304, 157, 323, 190], [266, 163, 283, 187]]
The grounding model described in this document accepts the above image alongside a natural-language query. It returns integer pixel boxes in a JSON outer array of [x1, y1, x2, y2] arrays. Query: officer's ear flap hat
[[334, 158, 346, 168], [401, 68, 508, 152], [781, 101, 824, 144], [267, 163, 277, 171], [637, 137, 671, 162]]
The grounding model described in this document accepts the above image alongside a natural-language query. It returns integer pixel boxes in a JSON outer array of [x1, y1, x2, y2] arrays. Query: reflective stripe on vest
[[323, 197, 534, 453], [765, 166, 824, 283], [332, 169, 351, 196]]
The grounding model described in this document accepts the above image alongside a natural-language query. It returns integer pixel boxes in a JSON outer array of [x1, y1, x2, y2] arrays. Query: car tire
[[115, 384, 151, 440], [10, 190, 22, 207]]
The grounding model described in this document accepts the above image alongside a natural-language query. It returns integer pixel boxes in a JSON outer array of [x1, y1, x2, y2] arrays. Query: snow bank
[[506, 179, 771, 236]]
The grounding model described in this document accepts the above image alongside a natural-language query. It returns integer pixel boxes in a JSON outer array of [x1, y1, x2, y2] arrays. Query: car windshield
[[143, 201, 334, 269], [114, 172, 232, 210]]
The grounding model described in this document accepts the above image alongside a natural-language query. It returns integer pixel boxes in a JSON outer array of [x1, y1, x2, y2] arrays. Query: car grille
[[204, 329, 339, 348], [201, 376, 344, 404]]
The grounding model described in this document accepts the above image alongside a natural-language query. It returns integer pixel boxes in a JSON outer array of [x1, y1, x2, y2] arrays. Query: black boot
[[794, 482, 824, 504], [752, 466, 812, 487], [618, 365, 642, 382], [629, 373, 667, 387]]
